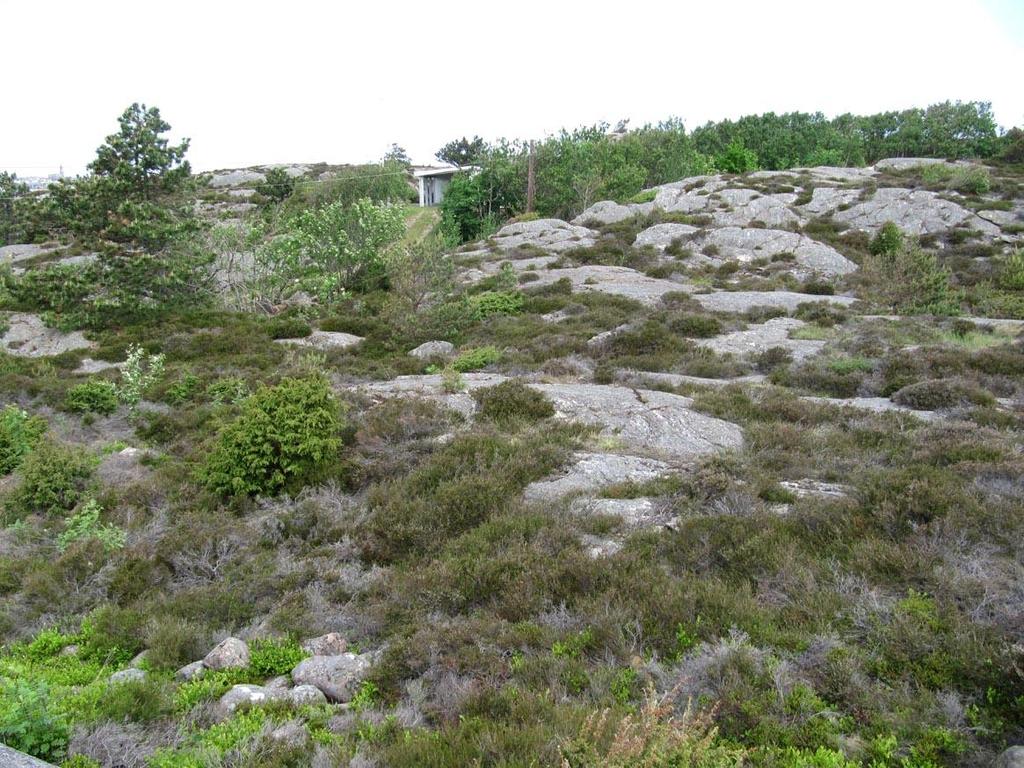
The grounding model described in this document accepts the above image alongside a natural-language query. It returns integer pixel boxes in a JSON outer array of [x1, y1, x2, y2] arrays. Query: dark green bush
[[668, 314, 722, 338], [452, 346, 501, 372], [869, 221, 905, 256], [799, 280, 835, 296], [0, 678, 68, 762], [265, 315, 312, 340], [5, 440, 94, 519], [472, 380, 555, 424], [65, 380, 119, 415], [248, 637, 308, 677], [471, 291, 525, 319], [0, 405, 46, 475], [892, 378, 995, 410], [200, 375, 343, 496]]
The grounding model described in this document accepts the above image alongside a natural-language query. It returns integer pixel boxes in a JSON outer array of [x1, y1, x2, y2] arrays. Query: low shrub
[[0, 405, 46, 474], [452, 346, 501, 372], [949, 165, 991, 195], [248, 637, 308, 677], [0, 678, 68, 762], [793, 302, 847, 327], [471, 290, 525, 319], [200, 375, 344, 496], [472, 380, 555, 424], [799, 280, 835, 296], [5, 440, 94, 520], [265, 315, 312, 340], [869, 221, 904, 257], [65, 380, 119, 415], [57, 500, 126, 553], [892, 378, 995, 410], [997, 249, 1024, 291], [669, 314, 721, 338]]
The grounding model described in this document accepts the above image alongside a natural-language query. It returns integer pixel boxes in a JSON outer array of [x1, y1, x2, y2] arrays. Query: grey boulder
[[203, 637, 250, 671], [524, 452, 669, 502], [409, 340, 455, 360], [219, 683, 281, 713], [302, 632, 348, 656], [994, 747, 1024, 768], [291, 653, 373, 702], [109, 668, 146, 684], [572, 200, 653, 226]]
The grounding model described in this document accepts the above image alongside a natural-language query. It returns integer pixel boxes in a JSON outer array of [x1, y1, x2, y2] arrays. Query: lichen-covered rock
[[692, 291, 856, 313], [633, 223, 698, 251], [109, 668, 146, 684], [203, 637, 250, 671], [287, 684, 328, 707], [833, 187, 1000, 236], [570, 496, 677, 530], [487, 218, 598, 253], [176, 660, 206, 681], [275, 330, 364, 351], [994, 746, 1024, 768], [301, 632, 348, 656], [711, 189, 800, 228], [0, 744, 57, 768], [572, 200, 653, 226], [291, 653, 372, 702], [696, 317, 826, 361], [208, 169, 267, 188], [1, 313, 95, 357], [688, 227, 856, 277], [408, 341, 454, 360], [524, 452, 669, 502], [219, 683, 282, 713], [518, 265, 686, 305]]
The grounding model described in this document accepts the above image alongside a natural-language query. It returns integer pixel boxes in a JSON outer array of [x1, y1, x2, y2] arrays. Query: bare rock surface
[[802, 395, 940, 421], [209, 169, 267, 188], [994, 746, 1024, 768], [778, 479, 852, 499], [408, 340, 454, 360], [75, 357, 125, 374], [524, 452, 669, 502], [693, 291, 856, 313], [0, 744, 56, 767], [291, 653, 373, 702], [633, 223, 699, 251], [275, 331, 364, 351], [711, 189, 800, 228], [573, 200, 653, 225], [487, 218, 598, 254], [220, 683, 281, 713], [697, 317, 826, 361], [109, 668, 147, 684], [302, 632, 348, 656], [797, 187, 861, 216], [689, 227, 856, 277], [356, 375, 743, 461], [873, 157, 959, 171], [793, 165, 878, 182], [572, 496, 678, 531], [522, 265, 686, 304], [833, 188, 1000, 236], [1, 313, 95, 357], [0, 243, 48, 264], [619, 370, 767, 389]]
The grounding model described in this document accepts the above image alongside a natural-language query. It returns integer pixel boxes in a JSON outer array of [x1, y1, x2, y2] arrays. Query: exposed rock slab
[[570, 496, 678, 530], [833, 187, 1000, 236], [793, 166, 878, 182], [1, 313, 95, 357], [524, 265, 686, 304], [0, 744, 57, 767], [275, 331, 363, 351], [798, 187, 861, 216], [620, 371, 767, 389], [633, 223, 698, 251], [0, 243, 48, 264], [209, 169, 267, 187], [573, 200, 653, 225], [873, 157, 958, 171], [693, 291, 856, 313], [689, 227, 856, 277], [356, 375, 744, 461], [697, 317, 825, 361], [487, 218, 598, 254], [524, 452, 669, 502], [711, 189, 800, 228], [802, 395, 939, 421]]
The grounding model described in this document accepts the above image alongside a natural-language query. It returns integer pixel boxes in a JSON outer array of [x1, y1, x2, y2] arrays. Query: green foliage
[[0, 678, 68, 762], [118, 343, 165, 408], [0, 405, 46, 475], [201, 375, 343, 496], [248, 637, 308, 677], [6, 440, 94, 519], [472, 380, 555, 424], [0, 172, 35, 245], [869, 221, 905, 256], [948, 165, 991, 194], [863, 241, 960, 315], [997, 249, 1024, 291], [258, 167, 296, 203], [65, 380, 119, 415], [436, 136, 487, 167], [440, 171, 501, 243], [451, 345, 501, 372], [470, 290, 524, 319], [715, 138, 760, 173], [56, 499, 126, 553], [350, 680, 380, 712], [891, 378, 994, 410], [283, 197, 405, 300]]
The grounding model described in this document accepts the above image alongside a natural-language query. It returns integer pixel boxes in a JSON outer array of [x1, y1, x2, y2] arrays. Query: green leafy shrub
[[862, 241, 960, 315], [265, 315, 312, 340], [257, 166, 296, 203], [0, 678, 69, 762], [165, 370, 200, 405], [472, 380, 555, 424], [118, 344, 165, 408], [921, 163, 956, 185], [201, 375, 343, 496], [471, 290, 524, 319], [0, 405, 46, 475], [452, 346, 501, 372], [57, 499, 126, 553], [715, 138, 759, 173], [6, 440, 94, 519], [869, 221, 904, 256], [207, 376, 249, 405], [65, 380, 119, 415], [248, 637, 308, 677]]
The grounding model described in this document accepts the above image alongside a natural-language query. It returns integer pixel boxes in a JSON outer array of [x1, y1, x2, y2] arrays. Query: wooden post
[[526, 141, 536, 213]]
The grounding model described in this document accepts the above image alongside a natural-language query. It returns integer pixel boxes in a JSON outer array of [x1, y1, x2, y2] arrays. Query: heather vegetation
[[0, 102, 1023, 767]]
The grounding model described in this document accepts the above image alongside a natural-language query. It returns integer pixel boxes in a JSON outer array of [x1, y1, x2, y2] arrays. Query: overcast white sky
[[2, 0, 1022, 176]]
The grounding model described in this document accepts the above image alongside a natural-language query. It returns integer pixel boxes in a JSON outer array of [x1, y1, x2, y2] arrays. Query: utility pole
[[526, 141, 536, 213]]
